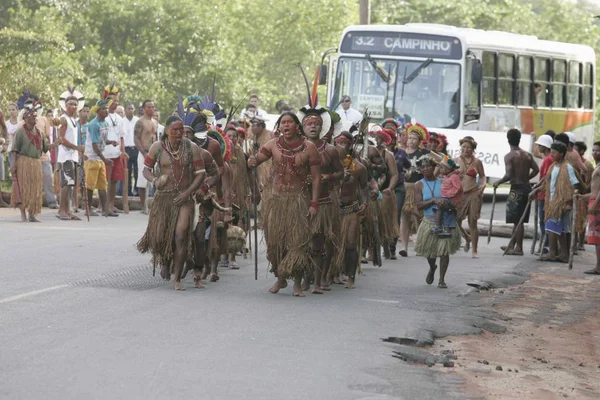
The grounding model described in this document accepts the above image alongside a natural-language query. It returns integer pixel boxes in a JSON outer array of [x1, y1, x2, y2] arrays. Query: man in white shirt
[[122, 103, 139, 196], [337, 95, 362, 128], [153, 110, 164, 141], [57, 94, 85, 220], [239, 94, 267, 119], [102, 91, 126, 216]]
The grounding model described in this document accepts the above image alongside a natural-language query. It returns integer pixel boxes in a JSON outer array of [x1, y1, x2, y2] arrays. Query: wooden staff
[[122, 156, 129, 214], [531, 199, 539, 254], [503, 197, 533, 256], [569, 193, 578, 270], [488, 186, 497, 244]]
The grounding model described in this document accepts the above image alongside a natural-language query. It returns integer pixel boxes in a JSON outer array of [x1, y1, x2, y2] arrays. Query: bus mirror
[[319, 65, 328, 85], [471, 60, 483, 84]]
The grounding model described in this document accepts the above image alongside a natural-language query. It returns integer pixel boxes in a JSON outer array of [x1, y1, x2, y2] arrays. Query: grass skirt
[[402, 183, 422, 234], [362, 199, 379, 248], [209, 204, 228, 259], [333, 208, 360, 275], [378, 192, 399, 245], [575, 198, 587, 234], [265, 193, 312, 278], [457, 190, 482, 226], [414, 217, 461, 259], [11, 155, 42, 214], [136, 191, 194, 273], [310, 197, 341, 242]]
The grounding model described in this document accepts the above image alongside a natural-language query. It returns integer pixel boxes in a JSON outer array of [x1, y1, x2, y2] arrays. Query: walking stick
[[569, 193, 578, 270], [246, 209, 252, 259], [122, 156, 129, 214], [79, 159, 90, 222], [488, 186, 497, 244], [503, 197, 533, 256], [537, 230, 546, 261], [252, 142, 260, 281], [531, 199, 539, 254]]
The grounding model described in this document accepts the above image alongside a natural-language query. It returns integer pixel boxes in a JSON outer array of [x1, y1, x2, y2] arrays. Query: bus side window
[[568, 61, 582, 109], [482, 51, 496, 105], [534, 57, 550, 107], [583, 63, 594, 110], [551, 59, 567, 108], [517, 56, 532, 106], [498, 53, 515, 105]]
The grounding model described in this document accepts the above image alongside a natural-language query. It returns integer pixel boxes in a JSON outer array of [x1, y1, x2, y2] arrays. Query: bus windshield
[[333, 57, 461, 128]]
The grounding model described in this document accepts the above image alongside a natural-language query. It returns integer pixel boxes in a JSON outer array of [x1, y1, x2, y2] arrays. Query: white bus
[[321, 24, 596, 177]]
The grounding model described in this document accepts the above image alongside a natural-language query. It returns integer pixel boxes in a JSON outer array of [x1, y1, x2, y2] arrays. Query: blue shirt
[[420, 177, 442, 217], [84, 117, 109, 161]]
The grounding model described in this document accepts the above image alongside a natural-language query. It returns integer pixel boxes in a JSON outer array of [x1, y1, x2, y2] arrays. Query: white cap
[[565, 131, 576, 144], [535, 135, 553, 149]]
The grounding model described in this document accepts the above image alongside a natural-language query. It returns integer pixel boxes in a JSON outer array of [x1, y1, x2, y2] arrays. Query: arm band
[[144, 155, 155, 169], [259, 147, 272, 157], [193, 159, 205, 169], [310, 158, 322, 166]]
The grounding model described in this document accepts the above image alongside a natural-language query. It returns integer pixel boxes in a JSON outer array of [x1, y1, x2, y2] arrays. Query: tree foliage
[[0, 0, 357, 114]]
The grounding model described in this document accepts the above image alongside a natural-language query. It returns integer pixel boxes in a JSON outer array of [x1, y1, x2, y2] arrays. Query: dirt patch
[[430, 264, 600, 399]]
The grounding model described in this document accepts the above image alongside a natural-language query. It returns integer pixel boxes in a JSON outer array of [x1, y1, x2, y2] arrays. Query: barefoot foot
[[173, 281, 186, 291], [311, 286, 324, 294], [345, 278, 355, 289], [193, 277, 205, 289], [159, 265, 170, 280], [293, 282, 305, 297], [269, 279, 287, 294]]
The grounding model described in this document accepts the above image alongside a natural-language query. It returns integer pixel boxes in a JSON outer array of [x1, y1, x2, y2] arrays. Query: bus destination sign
[[341, 31, 462, 59]]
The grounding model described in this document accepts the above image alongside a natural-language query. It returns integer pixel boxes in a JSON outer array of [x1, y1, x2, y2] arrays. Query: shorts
[[84, 160, 107, 191], [587, 198, 600, 245], [105, 157, 124, 182], [60, 160, 77, 187], [506, 183, 532, 224], [137, 153, 149, 189], [545, 210, 572, 235]]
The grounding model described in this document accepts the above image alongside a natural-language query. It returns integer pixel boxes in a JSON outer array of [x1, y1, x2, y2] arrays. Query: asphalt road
[[0, 207, 538, 400]]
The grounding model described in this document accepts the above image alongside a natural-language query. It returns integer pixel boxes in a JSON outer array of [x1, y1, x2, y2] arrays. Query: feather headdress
[[102, 81, 119, 100], [406, 122, 429, 143], [208, 129, 231, 162], [59, 86, 85, 112], [17, 89, 39, 110], [296, 64, 332, 139]]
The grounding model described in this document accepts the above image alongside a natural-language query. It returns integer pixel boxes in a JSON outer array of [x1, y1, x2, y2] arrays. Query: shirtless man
[[334, 132, 369, 288], [455, 136, 486, 258], [181, 115, 219, 288], [580, 141, 600, 275], [301, 108, 343, 293], [202, 130, 233, 283], [248, 112, 321, 297], [493, 128, 539, 255], [368, 130, 399, 259], [134, 100, 158, 214], [136, 116, 205, 290]]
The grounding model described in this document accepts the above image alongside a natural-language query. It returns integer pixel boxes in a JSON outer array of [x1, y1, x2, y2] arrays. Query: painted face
[[335, 136, 352, 153], [24, 111, 37, 125], [226, 129, 238, 145], [303, 115, 323, 139], [550, 149, 563, 163], [461, 142, 474, 157], [66, 100, 78, 115], [168, 120, 184, 142], [592, 145, 600, 163], [279, 115, 299, 140]]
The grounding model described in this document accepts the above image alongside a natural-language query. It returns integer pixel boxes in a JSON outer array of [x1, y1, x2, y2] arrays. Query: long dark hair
[[275, 111, 304, 136]]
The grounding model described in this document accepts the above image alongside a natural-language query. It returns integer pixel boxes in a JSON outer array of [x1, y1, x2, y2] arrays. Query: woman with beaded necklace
[[414, 156, 461, 288], [248, 111, 321, 297], [137, 115, 206, 290]]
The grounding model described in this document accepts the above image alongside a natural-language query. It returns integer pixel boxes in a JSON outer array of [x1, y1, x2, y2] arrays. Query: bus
[[320, 24, 596, 178]]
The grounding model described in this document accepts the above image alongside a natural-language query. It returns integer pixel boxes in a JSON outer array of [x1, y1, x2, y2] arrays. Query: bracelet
[[310, 200, 319, 210]]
